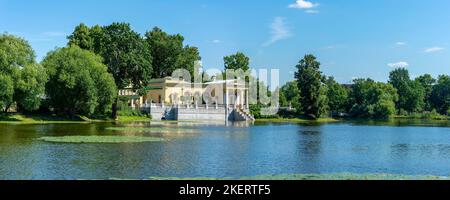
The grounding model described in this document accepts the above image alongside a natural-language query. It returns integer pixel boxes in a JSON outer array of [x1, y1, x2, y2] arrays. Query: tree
[[224, 52, 250, 72], [415, 74, 436, 111], [145, 27, 201, 79], [67, 23, 93, 50], [42, 46, 117, 117], [349, 79, 398, 118], [68, 22, 153, 118], [295, 54, 328, 119], [0, 74, 14, 112], [0, 34, 35, 74], [279, 81, 300, 109], [405, 81, 426, 113], [14, 64, 48, 111], [325, 76, 349, 114], [389, 68, 425, 113], [430, 75, 450, 114], [0, 34, 47, 112]]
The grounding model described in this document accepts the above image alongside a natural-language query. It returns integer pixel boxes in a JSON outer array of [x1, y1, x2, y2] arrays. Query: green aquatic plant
[[38, 136, 165, 144], [105, 127, 194, 133]]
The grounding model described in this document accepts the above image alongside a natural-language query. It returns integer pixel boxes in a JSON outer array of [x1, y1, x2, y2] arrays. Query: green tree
[[67, 23, 93, 50], [325, 76, 349, 114], [279, 81, 300, 109], [0, 74, 14, 112], [14, 64, 48, 111], [349, 79, 398, 118], [389, 68, 425, 113], [68, 22, 153, 118], [145, 27, 201, 79], [42, 46, 117, 117], [224, 52, 250, 72], [0, 34, 48, 112], [295, 54, 328, 119], [430, 75, 450, 114], [0, 34, 35, 73], [415, 74, 436, 111]]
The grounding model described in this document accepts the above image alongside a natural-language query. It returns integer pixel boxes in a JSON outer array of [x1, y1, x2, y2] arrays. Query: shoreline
[[1, 113, 450, 125], [0, 113, 151, 124]]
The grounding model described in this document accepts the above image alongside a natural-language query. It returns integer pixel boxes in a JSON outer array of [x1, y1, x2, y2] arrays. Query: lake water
[[2, 120, 450, 180]]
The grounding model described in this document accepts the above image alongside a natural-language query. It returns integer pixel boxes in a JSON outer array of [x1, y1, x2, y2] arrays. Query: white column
[[225, 89, 229, 122], [246, 89, 249, 110], [225, 89, 229, 109], [234, 91, 237, 109]]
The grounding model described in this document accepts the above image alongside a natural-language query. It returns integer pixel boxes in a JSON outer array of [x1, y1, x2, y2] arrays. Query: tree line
[[2, 22, 450, 120], [0, 22, 264, 119], [0, 22, 200, 118], [279, 54, 450, 119]]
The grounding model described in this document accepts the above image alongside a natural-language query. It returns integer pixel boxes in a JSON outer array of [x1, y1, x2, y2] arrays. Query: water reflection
[[297, 128, 323, 174], [2, 121, 450, 179]]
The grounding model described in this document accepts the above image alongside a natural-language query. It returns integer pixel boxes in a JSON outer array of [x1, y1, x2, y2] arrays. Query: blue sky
[[1, 0, 450, 85]]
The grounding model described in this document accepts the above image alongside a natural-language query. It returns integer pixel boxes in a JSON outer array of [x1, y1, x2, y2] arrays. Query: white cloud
[[288, 0, 319, 9], [424, 47, 445, 53], [263, 17, 292, 47], [387, 61, 409, 68], [305, 10, 320, 14], [395, 42, 407, 46], [212, 39, 222, 44]]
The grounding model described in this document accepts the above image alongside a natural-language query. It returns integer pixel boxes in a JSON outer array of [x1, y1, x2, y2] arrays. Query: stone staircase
[[234, 108, 255, 121]]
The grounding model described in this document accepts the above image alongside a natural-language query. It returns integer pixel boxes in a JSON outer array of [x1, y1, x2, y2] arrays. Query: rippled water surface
[[1, 120, 450, 179]]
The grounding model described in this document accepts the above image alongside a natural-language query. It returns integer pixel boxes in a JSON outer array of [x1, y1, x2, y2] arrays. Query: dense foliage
[[42, 46, 117, 116], [68, 23, 153, 118], [3, 25, 450, 121], [325, 77, 349, 114], [430, 75, 450, 114], [389, 68, 425, 113], [415, 74, 436, 111], [295, 54, 328, 119], [224, 52, 250, 72], [279, 81, 301, 109], [277, 54, 450, 119], [348, 79, 398, 118], [145, 27, 201, 79], [0, 34, 48, 112]]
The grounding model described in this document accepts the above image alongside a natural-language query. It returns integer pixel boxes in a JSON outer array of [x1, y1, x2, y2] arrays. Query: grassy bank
[[0, 113, 92, 124], [255, 112, 450, 124], [394, 114, 449, 120], [255, 118, 339, 123], [0, 113, 151, 124], [149, 173, 448, 180], [116, 116, 151, 122]]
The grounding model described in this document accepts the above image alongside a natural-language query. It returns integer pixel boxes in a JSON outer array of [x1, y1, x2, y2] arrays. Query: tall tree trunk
[[111, 97, 119, 120], [4, 103, 11, 113]]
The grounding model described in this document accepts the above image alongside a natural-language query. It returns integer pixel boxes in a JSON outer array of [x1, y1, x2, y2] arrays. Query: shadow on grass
[[0, 114, 20, 121], [25, 114, 85, 121], [0, 113, 86, 122]]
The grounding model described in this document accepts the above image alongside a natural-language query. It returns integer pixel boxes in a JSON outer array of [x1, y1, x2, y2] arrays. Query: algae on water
[[38, 136, 165, 144]]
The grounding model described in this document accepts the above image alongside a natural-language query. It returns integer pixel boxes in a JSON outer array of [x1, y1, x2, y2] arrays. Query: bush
[[374, 99, 396, 118], [118, 109, 145, 117]]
